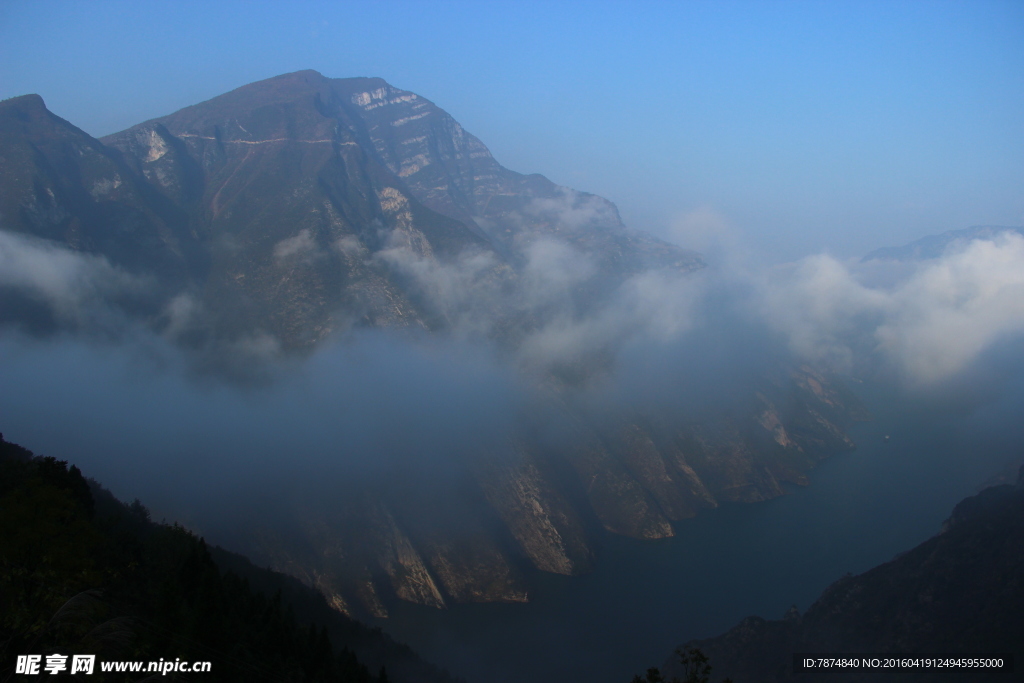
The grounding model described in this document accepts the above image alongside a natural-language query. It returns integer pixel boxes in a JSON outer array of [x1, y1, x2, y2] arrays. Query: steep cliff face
[[330, 76, 697, 278], [0, 72, 865, 618]]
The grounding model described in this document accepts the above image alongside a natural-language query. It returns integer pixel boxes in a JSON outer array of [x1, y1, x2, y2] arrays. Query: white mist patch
[[522, 188, 621, 231], [272, 229, 318, 261], [376, 241, 503, 334], [761, 232, 1024, 385], [521, 238, 597, 304], [517, 266, 703, 372], [0, 229, 144, 326], [377, 231, 704, 376], [667, 205, 737, 255], [161, 293, 201, 338], [876, 234, 1024, 383], [760, 253, 889, 371]]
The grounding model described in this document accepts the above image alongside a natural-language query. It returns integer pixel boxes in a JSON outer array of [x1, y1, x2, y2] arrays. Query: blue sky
[[1, 0, 1021, 260]]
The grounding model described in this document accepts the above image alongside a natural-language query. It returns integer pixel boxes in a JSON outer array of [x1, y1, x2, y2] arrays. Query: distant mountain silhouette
[[862, 225, 1023, 263]]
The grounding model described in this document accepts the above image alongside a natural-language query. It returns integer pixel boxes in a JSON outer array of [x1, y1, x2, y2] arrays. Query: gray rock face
[[0, 73, 865, 618], [476, 443, 594, 576]]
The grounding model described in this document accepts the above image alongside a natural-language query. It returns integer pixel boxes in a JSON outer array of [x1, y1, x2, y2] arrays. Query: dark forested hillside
[[0, 433, 462, 683]]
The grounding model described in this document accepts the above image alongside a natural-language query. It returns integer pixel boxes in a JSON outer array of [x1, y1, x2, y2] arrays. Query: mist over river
[[375, 380, 1024, 683]]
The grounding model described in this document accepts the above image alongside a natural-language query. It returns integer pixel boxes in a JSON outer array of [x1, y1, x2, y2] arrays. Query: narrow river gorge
[[375, 381, 1023, 683]]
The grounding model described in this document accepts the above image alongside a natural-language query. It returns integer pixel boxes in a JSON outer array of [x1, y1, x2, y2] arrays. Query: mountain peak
[[0, 94, 49, 121], [276, 68, 327, 80]]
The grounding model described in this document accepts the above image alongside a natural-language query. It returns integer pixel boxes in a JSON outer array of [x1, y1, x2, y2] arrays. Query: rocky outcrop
[[475, 443, 594, 576], [334, 77, 699, 278]]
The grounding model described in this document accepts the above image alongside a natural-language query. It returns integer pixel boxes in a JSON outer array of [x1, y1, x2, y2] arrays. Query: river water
[[376, 383, 1024, 683]]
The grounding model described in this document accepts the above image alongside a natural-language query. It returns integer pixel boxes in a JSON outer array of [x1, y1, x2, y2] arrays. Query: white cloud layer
[[376, 231, 702, 378], [760, 232, 1024, 384], [0, 229, 144, 328], [5, 223, 1024, 390]]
